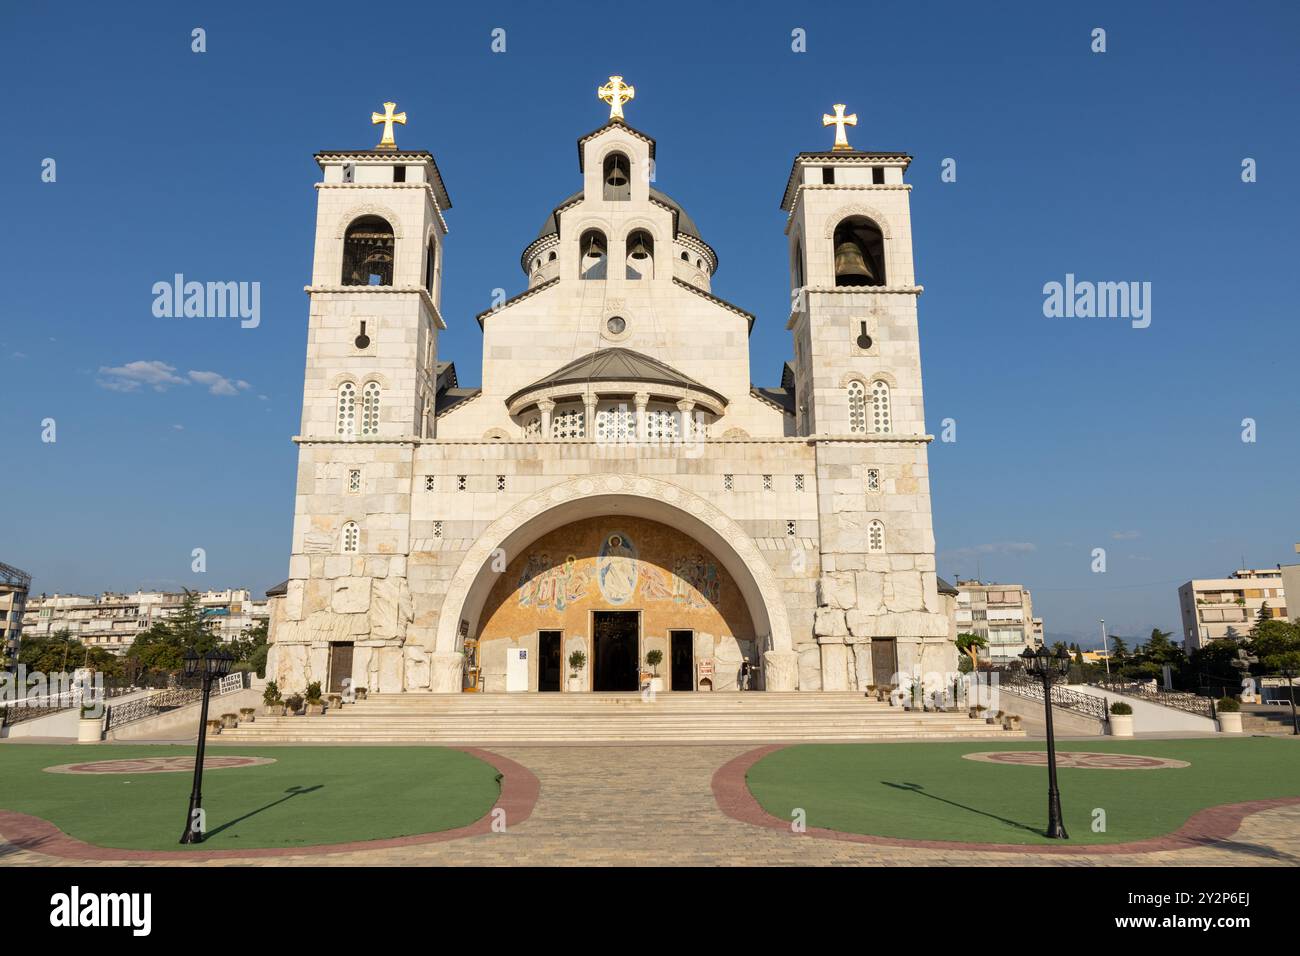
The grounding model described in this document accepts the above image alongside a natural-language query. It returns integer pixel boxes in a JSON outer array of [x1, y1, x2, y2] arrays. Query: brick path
[[3, 744, 1298, 867]]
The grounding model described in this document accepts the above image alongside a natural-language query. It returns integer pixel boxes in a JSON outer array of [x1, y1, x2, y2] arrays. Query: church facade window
[[347, 469, 361, 493], [870, 379, 892, 433], [424, 237, 437, 294], [595, 403, 635, 443], [645, 406, 679, 441], [341, 521, 360, 554], [868, 519, 885, 553], [832, 215, 885, 287], [579, 229, 607, 280], [361, 381, 381, 436], [847, 379, 867, 434], [552, 405, 585, 439], [342, 215, 395, 286], [625, 230, 653, 280], [603, 152, 631, 201], [336, 382, 357, 437]]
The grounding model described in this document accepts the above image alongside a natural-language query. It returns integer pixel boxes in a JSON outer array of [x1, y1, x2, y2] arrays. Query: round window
[[606, 316, 627, 335]]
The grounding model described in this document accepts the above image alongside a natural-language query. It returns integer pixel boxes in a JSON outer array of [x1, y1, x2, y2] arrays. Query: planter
[[205, 719, 222, 735], [305, 702, 325, 716], [264, 704, 285, 717], [567, 677, 584, 693], [220, 713, 239, 729], [645, 677, 664, 694], [240, 708, 256, 723], [985, 717, 997, 725], [1109, 713, 1134, 737], [77, 717, 102, 744], [354, 687, 368, 701], [326, 694, 343, 710], [1217, 711, 1243, 734]]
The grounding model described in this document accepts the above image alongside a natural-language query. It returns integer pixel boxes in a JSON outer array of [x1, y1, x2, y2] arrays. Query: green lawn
[[746, 738, 1300, 845], [0, 745, 501, 851]]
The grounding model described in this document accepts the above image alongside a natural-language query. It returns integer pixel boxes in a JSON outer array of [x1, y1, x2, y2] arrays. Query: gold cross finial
[[822, 103, 858, 151], [598, 75, 635, 121], [371, 101, 407, 150]]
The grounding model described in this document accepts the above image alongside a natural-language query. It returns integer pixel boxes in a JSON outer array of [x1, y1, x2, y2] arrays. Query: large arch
[[431, 474, 797, 690]]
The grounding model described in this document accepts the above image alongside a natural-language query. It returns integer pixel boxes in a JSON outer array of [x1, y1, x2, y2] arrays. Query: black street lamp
[[179, 647, 234, 844], [1021, 644, 1072, 839]]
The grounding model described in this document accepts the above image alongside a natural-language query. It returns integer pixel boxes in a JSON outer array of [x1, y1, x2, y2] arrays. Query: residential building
[[953, 579, 1039, 664], [1178, 568, 1288, 655], [1, 562, 31, 667]]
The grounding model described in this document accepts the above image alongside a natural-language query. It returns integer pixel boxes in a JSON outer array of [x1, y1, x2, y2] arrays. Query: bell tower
[[781, 106, 951, 690]]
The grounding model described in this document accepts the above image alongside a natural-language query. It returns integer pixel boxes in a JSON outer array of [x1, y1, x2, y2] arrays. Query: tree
[[955, 632, 987, 672], [1255, 603, 1272, 631], [1109, 636, 1129, 661], [18, 630, 122, 678]]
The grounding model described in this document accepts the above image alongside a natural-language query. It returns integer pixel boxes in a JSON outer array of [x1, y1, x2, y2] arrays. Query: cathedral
[[265, 79, 956, 699]]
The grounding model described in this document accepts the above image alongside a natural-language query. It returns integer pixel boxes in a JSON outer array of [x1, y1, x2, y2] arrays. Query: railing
[[104, 672, 246, 731], [1093, 677, 1216, 719], [999, 672, 1111, 723], [0, 682, 139, 727]]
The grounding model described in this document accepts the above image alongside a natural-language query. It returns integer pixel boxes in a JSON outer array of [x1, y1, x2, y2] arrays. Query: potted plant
[[304, 681, 325, 715], [1108, 700, 1134, 737], [567, 649, 587, 692], [77, 703, 102, 744], [1003, 713, 1022, 731], [1216, 696, 1243, 734], [263, 680, 284, 716], [220, 712, 239, 729], [988, 708, 1003, 725], [643, 650, 664, 693], [354, 686, 368, 700], [326, 693, 343, 711], [970, 704, 986, 720], [284, 693, 304, 716], [205, 718, 222, 735], [240, 706, 256, 723]]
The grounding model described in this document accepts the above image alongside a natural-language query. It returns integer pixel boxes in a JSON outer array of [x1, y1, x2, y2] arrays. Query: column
[[676, 398, 695, 443], [538, 398, 554, 438], [583, 394, 597, 440], [634, 391, 649, 442]]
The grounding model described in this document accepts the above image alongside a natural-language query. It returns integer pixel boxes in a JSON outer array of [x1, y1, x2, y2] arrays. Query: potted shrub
[[567, 649, 587, 692], [1216, 696, 1243, 734], [643, 650, 664, 693], [263, 680, 284, 716], [77, 703, 102, 744], [220, 712, 239, 729], [304, 681, 325, 715], [1108, 700, 1134, 737], [1003, 713, 1022, 731], [326, 693, 343, 711], [865, 684, 877, 700], [354, 686, 368, 700], [205, 718, 222, 735], [987, 709, 1003, 725], [284, 693, 304, 716], [970, 704, 987, 720], [240, 706, 256, 723]]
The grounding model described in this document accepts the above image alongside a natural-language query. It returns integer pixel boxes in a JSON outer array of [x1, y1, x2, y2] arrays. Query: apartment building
[[1178, 568, 1288, 654], [1, 562, 31, 666], [953, 580, 1040, 664], [21, 588, 269, 656]]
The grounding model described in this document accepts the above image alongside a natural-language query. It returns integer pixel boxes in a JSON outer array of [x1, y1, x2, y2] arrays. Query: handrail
[[103, 672, 246, 730], [1092, 677, 1216, 719], [999, 672, 1111, 723]]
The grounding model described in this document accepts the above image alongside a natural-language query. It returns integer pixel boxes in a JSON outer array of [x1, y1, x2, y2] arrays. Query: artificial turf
[[0, 745, 501, 851], [745, 738, 1300, 846]]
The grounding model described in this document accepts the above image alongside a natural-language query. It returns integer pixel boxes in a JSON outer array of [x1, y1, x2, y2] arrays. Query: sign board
[[698, 659, 714, 677], [506, 647, 529, 693]]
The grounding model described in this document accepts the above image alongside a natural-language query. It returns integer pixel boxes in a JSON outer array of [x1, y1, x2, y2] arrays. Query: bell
[[606, 163, 628, 188], [834, 240, 876, 285], [582, 234, 606, 259], [628, 236, 651, 260]]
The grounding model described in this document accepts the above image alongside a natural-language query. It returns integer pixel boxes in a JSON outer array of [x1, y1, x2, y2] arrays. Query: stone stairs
[[216, 692, 1025, 744], [1242, 705, 1298, 736]]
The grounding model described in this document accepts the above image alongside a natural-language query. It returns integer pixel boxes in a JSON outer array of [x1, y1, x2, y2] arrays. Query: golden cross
[[822, 103, 858, 151], [371, 101, 407, 150], [597, 75, 635, 121]]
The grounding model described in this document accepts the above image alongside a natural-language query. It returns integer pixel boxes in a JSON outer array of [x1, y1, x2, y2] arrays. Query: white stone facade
[[267, 108, 955, 697]]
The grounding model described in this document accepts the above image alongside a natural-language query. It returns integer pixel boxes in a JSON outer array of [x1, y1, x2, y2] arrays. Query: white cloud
[[940, 541, 1037, 560], [1110, 530, 1140, 540], [188, 370, 252, 396], [97, 360, 187, 392]]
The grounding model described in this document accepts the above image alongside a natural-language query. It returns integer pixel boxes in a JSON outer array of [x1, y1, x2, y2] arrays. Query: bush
[[1216, 696, 1241, 712], [568, 650, 587, 673], [284, 693, 304, 712], [263, 680, 281, 705], [645, 649, 663, 674], [1109, 701, 1133, 715], [305, 681, 322, 704]]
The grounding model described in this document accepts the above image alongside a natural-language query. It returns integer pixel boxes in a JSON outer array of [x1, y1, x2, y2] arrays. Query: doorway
[[670, 630, 695, 691], [871, 638, 897, 688], [538, 630, 562, 692], [593, 611, 639, 691], [328, 642, 354, 694]]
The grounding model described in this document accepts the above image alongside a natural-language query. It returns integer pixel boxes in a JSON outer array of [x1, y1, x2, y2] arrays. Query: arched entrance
[[430, 474, 797, 692]]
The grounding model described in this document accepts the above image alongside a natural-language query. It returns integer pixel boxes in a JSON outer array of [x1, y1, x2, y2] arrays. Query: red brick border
[[712, 744, 1300, 856], [0, 747, 538, 862]]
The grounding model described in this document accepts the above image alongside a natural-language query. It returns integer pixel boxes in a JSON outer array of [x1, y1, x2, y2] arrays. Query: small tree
[[645, 649, 663, 677], [263, 680, 281, 705], [955, 632, 986, 673], [568, 649, 587, 677]]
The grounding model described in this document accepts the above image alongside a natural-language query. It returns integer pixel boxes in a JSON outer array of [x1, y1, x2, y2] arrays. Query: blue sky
[[3, 0, 1298, 646]]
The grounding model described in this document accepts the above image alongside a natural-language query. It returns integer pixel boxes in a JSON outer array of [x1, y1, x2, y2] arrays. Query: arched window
[[832, 216, 885, 287], [552, 405, 586, 438], [867, 519, 885, 553], [870, 379, 892, 433], [342, 216, 395, 286], [603, 152, 631, 201], [625, 230, 653, 280], [680, 251, 689, 261], [424, 236, 437, 294], [579, 229, 607, 280], [341, 521, 360, 554], [547, 251, 557, 262], [361, 381, 381, 436], [336, 382, 357, 437], [793, 237, 806, 288], [847, 380, 867, 434]]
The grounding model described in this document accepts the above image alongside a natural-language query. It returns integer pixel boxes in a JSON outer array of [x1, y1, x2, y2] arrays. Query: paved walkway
[[3, 744, 1298, 866]]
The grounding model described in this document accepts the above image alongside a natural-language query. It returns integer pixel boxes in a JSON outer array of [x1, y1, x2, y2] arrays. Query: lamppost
[[1021, 644, 1072, 839], [1099, 619, 1110, 677], [179, 647, 234, 844]]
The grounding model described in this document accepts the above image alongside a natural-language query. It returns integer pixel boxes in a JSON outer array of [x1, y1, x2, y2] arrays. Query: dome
[[534, 187, 702, 241]]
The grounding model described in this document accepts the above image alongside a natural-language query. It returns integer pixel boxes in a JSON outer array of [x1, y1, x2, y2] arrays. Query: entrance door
[[593, 611, 639, 691], [871, 638, 897, 687], [670, 630, 694, 691], [538, 630, 562, 692], [328, 642, 354, 694]]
